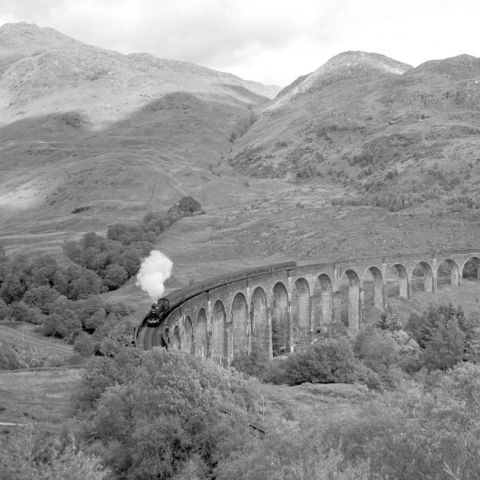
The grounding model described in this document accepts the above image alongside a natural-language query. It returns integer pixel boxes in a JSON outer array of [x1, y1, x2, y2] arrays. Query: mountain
[[228, 51, 480, 213], [0, 22, 278, 128], [272, 51, 412, 107], [0, 22, 281, 261], [1, 24, 480, 318]]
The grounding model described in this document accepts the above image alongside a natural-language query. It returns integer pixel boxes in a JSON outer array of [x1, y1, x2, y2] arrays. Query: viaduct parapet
[[137, 249, 480, 365]]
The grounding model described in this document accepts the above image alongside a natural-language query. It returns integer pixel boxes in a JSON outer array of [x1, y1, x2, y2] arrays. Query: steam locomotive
[[143, 261, 297, 328]]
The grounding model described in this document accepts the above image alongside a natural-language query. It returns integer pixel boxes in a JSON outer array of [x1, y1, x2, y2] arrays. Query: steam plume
[[135, 250, 173, 301]]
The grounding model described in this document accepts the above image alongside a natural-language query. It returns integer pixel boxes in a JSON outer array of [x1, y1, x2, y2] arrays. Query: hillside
[[228, 52, 480, 212], [1, 24, 480, 324], [0, 23, 279, 258]]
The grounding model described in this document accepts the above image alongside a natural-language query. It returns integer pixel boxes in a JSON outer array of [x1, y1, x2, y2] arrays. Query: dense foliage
[[0, 196, 202, 360], [406, 303, 480, 369], [64, 196, 202, 291], [73, 348, 259, 480], [263, 337, 357, 386], [0, 428, 109, 480]]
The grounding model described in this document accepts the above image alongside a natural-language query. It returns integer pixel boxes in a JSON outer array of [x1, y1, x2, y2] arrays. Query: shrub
[[354, 363, 383, 391], [264, 338, 357, 386], [231, 343, 270, 378], [74, 349, 259, 479], [74, 332, 97, 357], [354, 327, 401, 388], [178, 195, 202, 214], [42, 310, 82, 343], [376, 312, 402, 332], [354, 327, 400, 373], [0, 428, 110, 480]]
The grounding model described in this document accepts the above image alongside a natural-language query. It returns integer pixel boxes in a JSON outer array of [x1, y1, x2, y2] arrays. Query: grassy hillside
[[1, 24, 480, 329], [228, 52, 480, 212]]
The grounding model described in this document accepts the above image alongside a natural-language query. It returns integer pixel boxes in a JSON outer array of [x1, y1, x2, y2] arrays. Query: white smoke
[[135, 250, 173, 301]]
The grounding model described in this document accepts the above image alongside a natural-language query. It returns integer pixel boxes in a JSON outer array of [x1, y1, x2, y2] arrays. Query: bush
[[0, 428, 110, 480], [319, 364, 480, 480], [354, 363, 383, 391], [74, 332, 96, 357], [231, 343, 270, 378], [263, 338, 357, 386], [354, 327, 400, 372], [376, 312, 402, 332], [42, 310, 82, 343], [74, 349, 259, 479], [178, 196, 202, 214]]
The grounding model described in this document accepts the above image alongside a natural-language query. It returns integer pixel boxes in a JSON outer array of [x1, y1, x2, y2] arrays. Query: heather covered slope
[[1, 24, 480, 321], [228, 52, 480, 211], [0, 22, 277, 252]]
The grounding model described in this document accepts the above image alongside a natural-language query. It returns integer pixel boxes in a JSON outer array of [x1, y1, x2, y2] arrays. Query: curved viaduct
[[139, 249, 480, 365]]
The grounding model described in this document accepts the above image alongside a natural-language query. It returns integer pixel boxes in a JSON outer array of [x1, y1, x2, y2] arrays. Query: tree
[[29, 255, 60, 288], [354, 327, 400, 374], [66, 267, 104, 300], [10, 302, 43, 324], [103, 264, 128, 290], [23, 286, 61, 314], [178, 196, 202, 214], [406, 303, 465, 349], [264, 338, 357, 386], [0, 255, 31, 304], [421, 319, 465, 370], [43, 310, 82, 342]]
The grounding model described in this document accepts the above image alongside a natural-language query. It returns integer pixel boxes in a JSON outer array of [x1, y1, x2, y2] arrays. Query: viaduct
[[138, 249, 480, 365]]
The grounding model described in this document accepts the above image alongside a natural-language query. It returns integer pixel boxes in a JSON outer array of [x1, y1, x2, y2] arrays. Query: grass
[[0, 323, 73, 365], [0, 368, 81, 433]]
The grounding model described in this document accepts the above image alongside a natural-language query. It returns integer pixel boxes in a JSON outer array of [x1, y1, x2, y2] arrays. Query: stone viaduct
[[138, 249, 480, 365]]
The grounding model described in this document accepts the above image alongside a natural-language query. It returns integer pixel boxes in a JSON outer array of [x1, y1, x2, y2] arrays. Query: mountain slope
[[1, 26, 480, 323], [228, 52, 480, 211], [0, 22, 279, 245], [0, 22, 278, 128]]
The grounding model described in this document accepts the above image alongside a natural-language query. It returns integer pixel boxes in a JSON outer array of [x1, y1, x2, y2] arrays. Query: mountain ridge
[[1, 23, 480, 314], [0, 22, 279, 129]]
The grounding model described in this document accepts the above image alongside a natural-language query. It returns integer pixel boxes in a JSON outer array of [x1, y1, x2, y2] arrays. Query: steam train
[[142, 261, 297, 329]]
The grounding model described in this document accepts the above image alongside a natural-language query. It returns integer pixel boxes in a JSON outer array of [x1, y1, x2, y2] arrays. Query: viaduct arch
[[138, 249, 480, 365]]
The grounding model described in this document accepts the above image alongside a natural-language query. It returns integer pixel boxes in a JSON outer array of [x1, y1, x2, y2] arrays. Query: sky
[[0, 0, 479, 86]]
